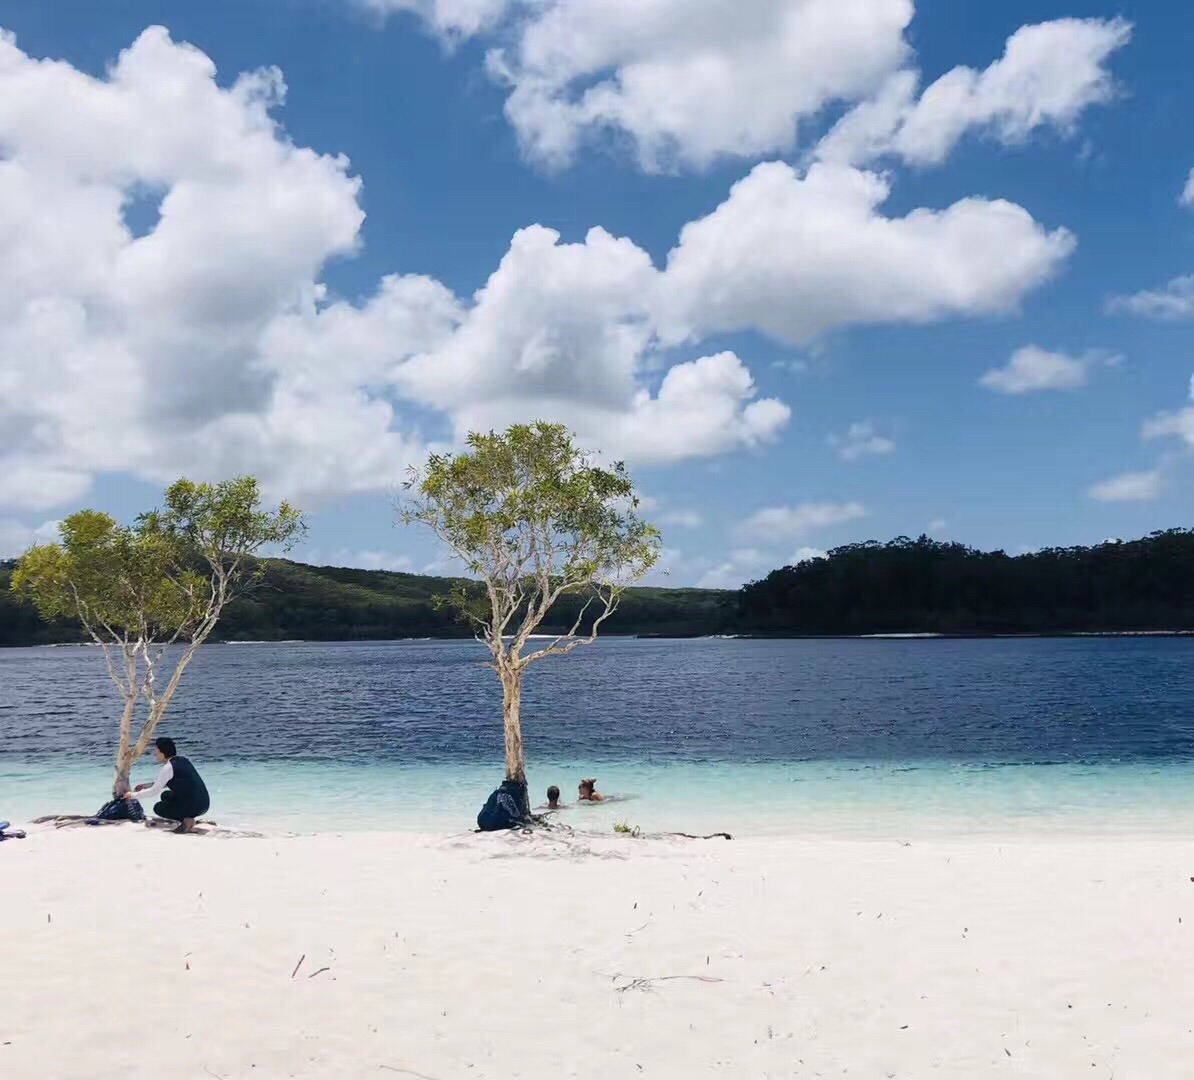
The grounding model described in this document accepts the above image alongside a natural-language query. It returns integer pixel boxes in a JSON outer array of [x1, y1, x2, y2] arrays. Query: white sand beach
[[2, 824, 1192, 1079]]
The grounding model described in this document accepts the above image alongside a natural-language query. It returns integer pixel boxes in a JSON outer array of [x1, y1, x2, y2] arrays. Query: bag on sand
[[91, 797, 145, 824], [476, 782, 526, 832]]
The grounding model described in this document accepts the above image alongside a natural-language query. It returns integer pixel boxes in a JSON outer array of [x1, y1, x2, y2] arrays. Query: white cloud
[[0, 28, 1078, 517], [658, 509, 702, 529], [0, 27, 415, 510], [829, 420, 895, 461], [979, 345, 1094, 394], [0, 519, 61, 559], [817, 18, 1130, 168], [791, 546, 827, 564], [392, 224, 791, 463], [695, 547, 772, 589], [1088, 470, 1162, 502], [658, 162, 1074, 346], [1143, 375, 1194, 448], [1110, 275, 1194, 320], [740, 501, 866, 541], [363, 6, 1128, 177], [1182, 169, 1194, 208], [0, 27, 793, 513], [487, 0, 913, 171], [927, 518, 947, 534], [361, 0, 511, 36]]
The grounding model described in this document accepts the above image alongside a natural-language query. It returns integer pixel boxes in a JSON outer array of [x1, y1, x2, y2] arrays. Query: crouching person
[[125, 737, 210, 834]]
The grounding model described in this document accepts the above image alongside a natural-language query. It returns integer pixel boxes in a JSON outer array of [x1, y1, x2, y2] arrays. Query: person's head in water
[[578, 778, 601, 802], [546, 785, 561, 809], [153, 736, 177, 764]]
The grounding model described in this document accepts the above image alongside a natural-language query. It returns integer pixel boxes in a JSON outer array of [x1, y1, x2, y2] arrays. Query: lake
[[4, 637, 1194, 835]]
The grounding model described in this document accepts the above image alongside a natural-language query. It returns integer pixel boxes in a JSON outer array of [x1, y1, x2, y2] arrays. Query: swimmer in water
[[577, 778, 604, 803], [539, 785, 563, 810]]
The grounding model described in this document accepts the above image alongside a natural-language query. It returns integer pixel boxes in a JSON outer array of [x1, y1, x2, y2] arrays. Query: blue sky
[[0, 1, 1191, 587]]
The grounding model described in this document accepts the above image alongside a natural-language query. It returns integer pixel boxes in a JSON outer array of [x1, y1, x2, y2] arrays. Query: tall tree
[[401, 423, 659, 817], [11, 477, 304, 789]]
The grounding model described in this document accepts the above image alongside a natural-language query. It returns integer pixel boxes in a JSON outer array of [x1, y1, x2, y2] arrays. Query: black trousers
[[154, 792, 210, 821]]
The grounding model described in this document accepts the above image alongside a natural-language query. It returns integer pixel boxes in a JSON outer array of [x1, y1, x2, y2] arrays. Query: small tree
[[401, 423, 660, 817], [11, 477, 304, 790]]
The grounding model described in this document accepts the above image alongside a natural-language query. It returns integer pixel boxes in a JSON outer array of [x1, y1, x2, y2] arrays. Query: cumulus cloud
[[1088, 470, 1162, 502], [0, 27, 1078, 516], [740, 501, 866, 541], [487, 0, 913, 171], [658, 162, 1074, 346], [1110, 275, 1194, 320], [1182, 169, 1194, 208], [391, 224, 791, 463], [791, 546, 828, 564], [829, 420, 895, 461], [817, 18, 1131, 167], [979, 345, 1096, 394], [0, 27, 791, 513], [392, 5, 1125, 176], [0, 27, 408, 510]]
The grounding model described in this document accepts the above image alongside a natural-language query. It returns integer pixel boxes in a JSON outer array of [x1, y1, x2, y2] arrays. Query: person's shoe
[[173, 818, 196, 834]]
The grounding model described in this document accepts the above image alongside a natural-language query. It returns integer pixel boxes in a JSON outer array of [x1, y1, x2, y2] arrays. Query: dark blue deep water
[[3, 636, 1193, 765]]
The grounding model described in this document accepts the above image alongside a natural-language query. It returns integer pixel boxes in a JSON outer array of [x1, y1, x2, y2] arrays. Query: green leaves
[[13, 512, 196, 636], [10, 477, 306, 642], [402, 422, 661, 648]]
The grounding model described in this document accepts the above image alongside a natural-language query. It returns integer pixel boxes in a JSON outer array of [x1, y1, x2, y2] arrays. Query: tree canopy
[[9, 477, 304, 784]]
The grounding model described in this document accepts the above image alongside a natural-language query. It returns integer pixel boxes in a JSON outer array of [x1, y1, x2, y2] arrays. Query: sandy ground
[[1, 823, 1192, 1079]]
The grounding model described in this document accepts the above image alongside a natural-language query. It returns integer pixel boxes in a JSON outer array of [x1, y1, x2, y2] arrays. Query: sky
[[0, 0, 1192, 588]]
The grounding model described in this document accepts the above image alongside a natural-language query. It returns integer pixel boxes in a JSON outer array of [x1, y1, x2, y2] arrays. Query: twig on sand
[[599, 972, 725, 994], [662, 832, 732, 841], [291, 954, 306, 979], [380, 1067, 440, 1079], [307, 966, 331, 979], [203, 1067, 227, 1080]]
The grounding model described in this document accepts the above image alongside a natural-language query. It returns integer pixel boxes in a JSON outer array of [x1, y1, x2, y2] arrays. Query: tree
[[401, 423, 660, 817], [11, 477, 304, 789]]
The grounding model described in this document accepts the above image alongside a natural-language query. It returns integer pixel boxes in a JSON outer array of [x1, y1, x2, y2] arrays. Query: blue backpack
[[90, 797, 145, 824], [477, 782, 526, 832]]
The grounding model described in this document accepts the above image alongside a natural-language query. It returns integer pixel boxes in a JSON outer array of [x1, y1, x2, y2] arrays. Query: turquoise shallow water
[[6, 758, 1194, 838], [5, 637, 1194, 836]]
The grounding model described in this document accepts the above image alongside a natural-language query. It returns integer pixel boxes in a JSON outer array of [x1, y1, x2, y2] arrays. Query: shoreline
[[9, 627, 1194, 649], [10, 757, 1194, 840], [4, 825, 1192, 1079]]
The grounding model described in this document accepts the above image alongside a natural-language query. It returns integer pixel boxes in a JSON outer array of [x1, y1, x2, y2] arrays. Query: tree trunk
[[114, 692, 137, 795], [500, 664, 530, 819]]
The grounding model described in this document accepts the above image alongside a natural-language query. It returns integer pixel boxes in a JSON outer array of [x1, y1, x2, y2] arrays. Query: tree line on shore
[[5, 528, 1194, 647], [736, 529, 1194, 635], [0, 557, 731, 645]]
